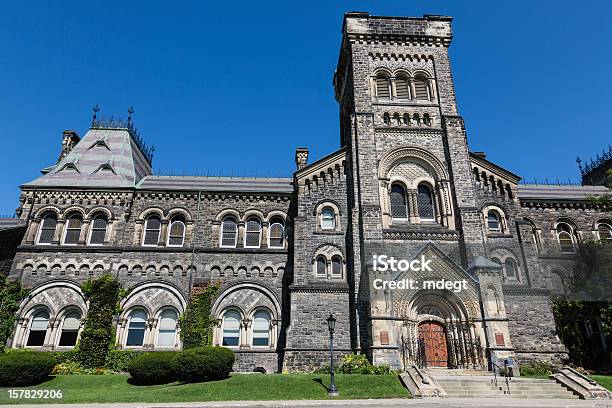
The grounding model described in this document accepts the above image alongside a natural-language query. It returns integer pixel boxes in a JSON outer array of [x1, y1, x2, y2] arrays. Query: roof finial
[[127, 106, 135, 125], [92, 104, 100, 126], [576, 157, 583, 172]]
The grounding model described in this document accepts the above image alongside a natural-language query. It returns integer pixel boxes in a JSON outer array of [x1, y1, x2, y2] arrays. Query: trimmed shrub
[[519, 361, 554, 377], [339, 354, 372, 374], [0, 351, 56, 386], [106, 350, 145, 373], [173, 347, 235, 383], [128, 352, 178, 385], [49, 350, 78, 365]]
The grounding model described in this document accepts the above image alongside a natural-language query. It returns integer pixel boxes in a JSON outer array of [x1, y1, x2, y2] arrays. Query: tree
[[0, 275, 28, 352]]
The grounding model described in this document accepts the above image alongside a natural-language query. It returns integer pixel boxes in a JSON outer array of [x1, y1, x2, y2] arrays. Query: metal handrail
[[491, 360, 510, 394]]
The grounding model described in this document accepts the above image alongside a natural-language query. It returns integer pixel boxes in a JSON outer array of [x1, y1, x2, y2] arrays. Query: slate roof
[[0, 218, 26, 232], [23, 128, 152, 188], [517, 184, 610, 201], [136, 176, 293, 194]]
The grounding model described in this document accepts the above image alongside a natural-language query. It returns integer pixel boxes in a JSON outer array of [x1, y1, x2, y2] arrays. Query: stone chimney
[[295, 148, 309, 170], [58, 130, 80, 163]]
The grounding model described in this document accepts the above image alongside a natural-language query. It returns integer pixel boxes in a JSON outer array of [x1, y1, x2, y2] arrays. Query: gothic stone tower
[[333, 13, 515, 370]]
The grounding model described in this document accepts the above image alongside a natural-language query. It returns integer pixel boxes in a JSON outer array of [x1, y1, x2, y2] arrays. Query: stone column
[[241, 318, 251, 348], [52, 220, 65, 245], [25, 218, 40, 244], [13, 318, 29, 348], [407, 189, 418, 223], [145, 318, 158, 350], [158, 220, 169, 247], [78, 220, 90, 245]]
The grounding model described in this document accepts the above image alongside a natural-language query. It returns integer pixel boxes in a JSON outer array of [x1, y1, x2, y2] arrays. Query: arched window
[[126, 309, 148, 347], [222, 310, 241, 347], [331, 256, 343, 277], [167, 216, 186, 247], [556, 223, 577, 253], [598, 223, 612, 241], [157, 309, 178, 347], [63, 214, 82, 245], [268, 217, 285, 248], [58, 311, 81, 347], [244, 217, 262, 248], [413, 75, 430, 101], [37, 213, 57, 244], [220, 216, 238, 248], [504, 258, 518, 279], [27, 310, 49, 347], [395, 75, 410, 99], [252, 310, 271, 347], [320, 207, 336, 230], [316, 255, 327, 277], [390, 183, 408, 220], [487, 210, 502, 232], [417, 184, 435, 221], [375, 74, 391, 99], [88, 214, 108, 245], [142, 215, 161, 246]]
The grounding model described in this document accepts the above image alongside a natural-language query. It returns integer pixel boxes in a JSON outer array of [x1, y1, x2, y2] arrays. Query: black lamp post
[[326, 314, 339, 397]]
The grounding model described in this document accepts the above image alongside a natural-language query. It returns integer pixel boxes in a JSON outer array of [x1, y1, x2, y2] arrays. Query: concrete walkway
[[4, 398, 612, 408]]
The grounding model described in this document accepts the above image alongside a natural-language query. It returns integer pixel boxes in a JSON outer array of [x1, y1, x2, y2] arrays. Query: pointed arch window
[[142, 215, 161, 246], [37, 213, 57, 245], [126, 309, 147, 347], [375, 74, 391, 99], [58, 311, 81, 347], [252, 310, 271, 347], [63, 214, 82, 245], [222, 310, 241, 347], [88, 214, 108, 245], [390, 183, 408, 220], [157, 309, 178, 347], [557, 223, 577, 253], [244, 217, 262, 248], [414, 75, 430, 101], [27, 310, 49, 347], [417, 184, 435, 221], [167, 216, 186, 247], [268, 217, 285, 248]]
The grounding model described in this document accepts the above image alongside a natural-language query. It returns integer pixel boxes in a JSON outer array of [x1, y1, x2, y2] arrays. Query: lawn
[[0, 373, 409, 405]]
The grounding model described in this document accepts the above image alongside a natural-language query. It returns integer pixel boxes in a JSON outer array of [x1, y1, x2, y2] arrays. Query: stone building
[[5, 12, 612, 373]]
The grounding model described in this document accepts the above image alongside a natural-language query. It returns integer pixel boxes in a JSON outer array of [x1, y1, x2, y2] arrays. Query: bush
[[519, 361, 554, 377], [106, 350, 145, 373], [49, 350, 78, 365], [0, 351, 56, 386], [128, 352, 178, 385], [339, 354, 371, 374], [173, 347, 235, 383]]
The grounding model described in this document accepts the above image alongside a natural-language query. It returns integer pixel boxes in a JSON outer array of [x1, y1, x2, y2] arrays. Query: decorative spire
[[92, 104, 100, 126], [127, 106, 134, 125], [576, 157, 582, 172]]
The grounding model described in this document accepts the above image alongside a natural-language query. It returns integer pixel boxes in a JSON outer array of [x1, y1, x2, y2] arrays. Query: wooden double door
[[418, 321, 448, 367]]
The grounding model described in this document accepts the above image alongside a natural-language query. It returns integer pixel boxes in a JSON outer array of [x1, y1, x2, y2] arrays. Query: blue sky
[[1, 1, 611, 213]]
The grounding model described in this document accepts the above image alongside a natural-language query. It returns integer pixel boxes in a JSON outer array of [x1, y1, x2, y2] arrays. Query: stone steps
[[428, 370, 580, 399]]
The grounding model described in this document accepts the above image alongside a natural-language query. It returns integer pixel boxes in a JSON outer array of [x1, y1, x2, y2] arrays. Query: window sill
[[313, 230, 343, 236], [487, 233, 513, 239]]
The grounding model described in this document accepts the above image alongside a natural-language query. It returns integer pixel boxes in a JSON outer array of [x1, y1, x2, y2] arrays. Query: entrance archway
[[418, 321, 448, 367]]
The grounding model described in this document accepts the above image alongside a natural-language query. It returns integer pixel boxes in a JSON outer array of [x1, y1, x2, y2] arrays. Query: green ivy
[[77, 274, 121, 368], [0, 275, 28, 352], [179, 283, 220, 349]]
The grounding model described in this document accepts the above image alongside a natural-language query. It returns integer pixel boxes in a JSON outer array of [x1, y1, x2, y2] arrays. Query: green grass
[[590, 375, 612, 391], [0, 373, 409, 404]]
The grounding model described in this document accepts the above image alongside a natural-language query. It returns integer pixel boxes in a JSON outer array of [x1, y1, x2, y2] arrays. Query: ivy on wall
[[0, 275, 27, 352], [77, 274, 121, 368], [179, 282, 221, 349]]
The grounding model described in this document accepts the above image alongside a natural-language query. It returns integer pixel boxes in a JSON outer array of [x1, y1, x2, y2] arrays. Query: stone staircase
[[428, 368, 579, 399]]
